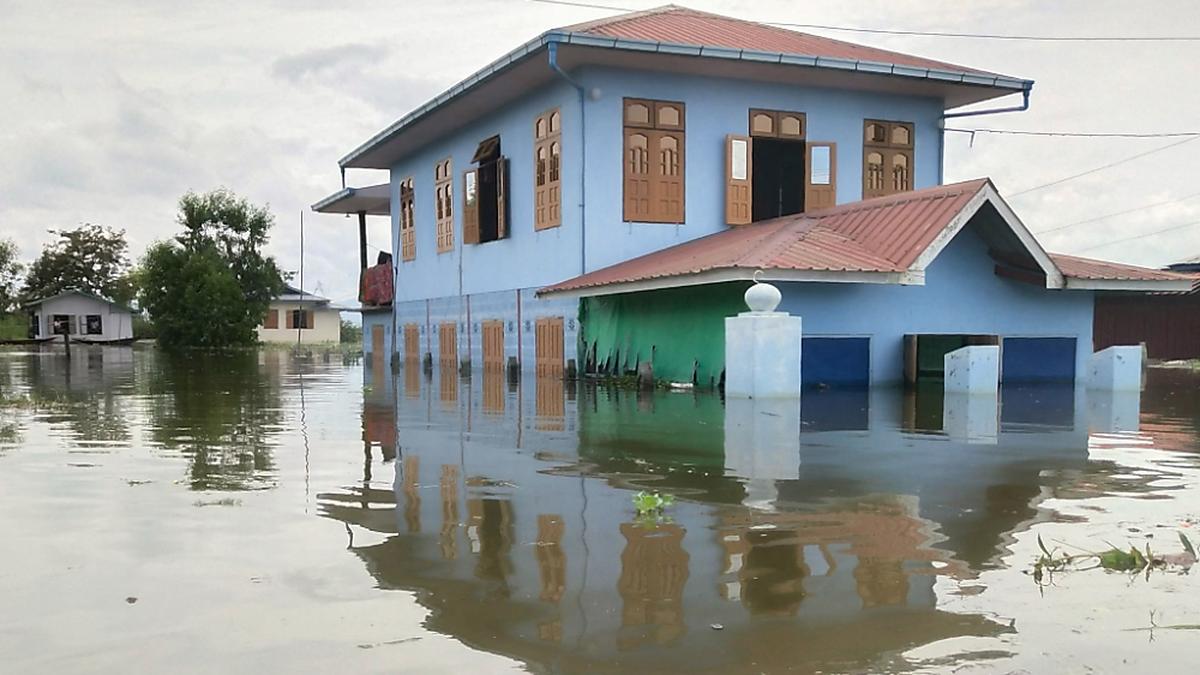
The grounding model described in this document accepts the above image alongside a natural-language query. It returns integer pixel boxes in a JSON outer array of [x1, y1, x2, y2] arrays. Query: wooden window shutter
[[654, 132, 684, 223], [725, 134, 752, 225], [462, 169, 480, 244], [286, 310, 294, 329], [804, 142, 837, 211], [623, 131, 651, 221], [306, 310, 314, 330], [496, 157, 509, 239]]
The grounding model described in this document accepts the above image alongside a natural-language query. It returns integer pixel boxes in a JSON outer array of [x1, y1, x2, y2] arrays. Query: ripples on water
[[0, 346, 1197, 674]]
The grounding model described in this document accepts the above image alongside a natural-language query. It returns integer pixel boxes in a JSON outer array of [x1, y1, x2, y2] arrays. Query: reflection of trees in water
[[143, 350, 283, 490]]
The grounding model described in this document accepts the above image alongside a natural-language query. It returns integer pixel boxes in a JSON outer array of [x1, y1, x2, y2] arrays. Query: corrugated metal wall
[[1093, 294, 1200, 360]]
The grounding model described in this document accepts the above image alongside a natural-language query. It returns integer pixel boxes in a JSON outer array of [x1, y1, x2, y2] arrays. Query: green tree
[[21, 225, 134, 304], [139, 189, 284, 349], [340, 319, 362, 344], [0, 238, 23, 314]]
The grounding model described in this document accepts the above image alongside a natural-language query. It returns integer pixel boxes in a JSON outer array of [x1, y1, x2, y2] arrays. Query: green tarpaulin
[[580, 282, 749, 387]]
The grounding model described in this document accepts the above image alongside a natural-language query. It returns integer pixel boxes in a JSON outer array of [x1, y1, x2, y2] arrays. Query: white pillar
[[724, 281, 802, 399], [943, 345, 999, 395], [1087, 346, 1143, 392]]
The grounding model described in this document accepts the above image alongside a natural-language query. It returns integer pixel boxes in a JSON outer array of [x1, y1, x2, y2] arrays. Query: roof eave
[[338, 31, 1032, 170], [538, 267, 914, 299], [1063, 277, 1196, 292]]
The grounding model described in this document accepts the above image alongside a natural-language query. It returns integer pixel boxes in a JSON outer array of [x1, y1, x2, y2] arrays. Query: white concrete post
[[1087, 346, 1143, 392], [724, 280, 802, 399], [943, 345, 999, 395]]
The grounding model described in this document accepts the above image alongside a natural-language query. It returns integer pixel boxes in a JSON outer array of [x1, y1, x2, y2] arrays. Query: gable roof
[[538, 180, 1194, 297], [23, 289, 136, 314], [278, 283, 331, 304], [339, 5, 1031, 169], [562, 5, 999, 77]]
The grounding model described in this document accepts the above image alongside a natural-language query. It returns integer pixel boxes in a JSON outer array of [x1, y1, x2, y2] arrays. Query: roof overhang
[[311, 183, 391, 216], [540, 267, 913, 300], [1063, 277, 1196, 292], [340, 33, 1031, 170]]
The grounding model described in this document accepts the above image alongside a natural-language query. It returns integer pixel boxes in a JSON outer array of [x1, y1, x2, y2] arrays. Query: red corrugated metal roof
[[1050, 254, 1194, 282], [563, 5, 1001, 77], [540, 179, 990, 295], [539, 179, 1191, 296]]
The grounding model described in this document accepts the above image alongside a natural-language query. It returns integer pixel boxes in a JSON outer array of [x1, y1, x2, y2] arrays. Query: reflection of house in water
[[309, 376, 1158, 672]]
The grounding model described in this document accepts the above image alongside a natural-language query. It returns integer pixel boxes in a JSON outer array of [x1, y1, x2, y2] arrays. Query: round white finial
[[744, 272, 781, 313]]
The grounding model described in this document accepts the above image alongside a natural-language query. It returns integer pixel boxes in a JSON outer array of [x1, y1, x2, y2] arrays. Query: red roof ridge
[[557, 5, 1007, 78]]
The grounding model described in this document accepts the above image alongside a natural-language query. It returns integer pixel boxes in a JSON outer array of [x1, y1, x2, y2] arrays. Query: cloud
[[271, 43, 390, 84]]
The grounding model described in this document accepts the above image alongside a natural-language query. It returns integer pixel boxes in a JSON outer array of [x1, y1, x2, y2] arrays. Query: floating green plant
[[1032, 532, 1196, 587], [632, 491, 675, 516]]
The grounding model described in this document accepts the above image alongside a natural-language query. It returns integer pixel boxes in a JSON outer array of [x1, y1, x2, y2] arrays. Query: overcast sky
[[2, 0, 1198, 305]]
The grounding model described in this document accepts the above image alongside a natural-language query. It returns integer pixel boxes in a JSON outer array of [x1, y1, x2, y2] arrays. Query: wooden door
[[404, 324, 420, 363], [371, 325, 385, 357], [535, 317, 564, 377], [482, 320, 504, 371], [804, 142, 837, 211], [439, 322, 457, 369]]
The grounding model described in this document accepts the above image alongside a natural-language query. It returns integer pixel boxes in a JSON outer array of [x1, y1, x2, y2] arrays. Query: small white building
[[257, 284, 341, 344], [25, 290, 135, 343]]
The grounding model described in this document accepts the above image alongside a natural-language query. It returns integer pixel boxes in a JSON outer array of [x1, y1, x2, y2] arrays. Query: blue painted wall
[[388, 64, 945, 304], [776, 223, 1095, 385], [577, 66, 945, 271]]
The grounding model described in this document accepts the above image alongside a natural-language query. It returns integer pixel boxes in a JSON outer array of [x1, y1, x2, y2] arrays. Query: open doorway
[[751, 137, 807, 221]]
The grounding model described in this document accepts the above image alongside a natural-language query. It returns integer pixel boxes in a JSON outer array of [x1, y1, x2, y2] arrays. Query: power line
[[1074, 219, 1200, 253], [1035, 191, 1200, 235], [1008, 136, 1200, 198], [530, 0, 1200, 42], [947, 128, 1200, 139]]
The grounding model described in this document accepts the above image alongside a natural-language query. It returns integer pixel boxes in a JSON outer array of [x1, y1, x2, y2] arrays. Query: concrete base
[[943, 391, 999, 444], [944, 345, 999, 394], [724, 312, 802, 399], [1087, 346, 1143, 392], [724, 397, 801, 510]]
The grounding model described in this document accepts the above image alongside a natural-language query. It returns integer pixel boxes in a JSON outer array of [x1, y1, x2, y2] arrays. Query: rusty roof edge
[[339, 26, 1032, 168]]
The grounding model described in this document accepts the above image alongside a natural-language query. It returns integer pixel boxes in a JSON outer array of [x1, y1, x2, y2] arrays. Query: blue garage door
[[1002, 337, 1077, 383], [802, 337, 870, 388]]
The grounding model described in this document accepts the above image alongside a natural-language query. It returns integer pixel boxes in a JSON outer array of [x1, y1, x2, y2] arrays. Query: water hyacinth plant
[[632, 491, 675, 515]]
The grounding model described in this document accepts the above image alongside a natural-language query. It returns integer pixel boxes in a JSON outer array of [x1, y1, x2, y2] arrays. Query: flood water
[[1, 346, 1198, 674]]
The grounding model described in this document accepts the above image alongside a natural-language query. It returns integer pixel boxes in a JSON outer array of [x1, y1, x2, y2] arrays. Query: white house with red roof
[[314, 5, 1189, 387]]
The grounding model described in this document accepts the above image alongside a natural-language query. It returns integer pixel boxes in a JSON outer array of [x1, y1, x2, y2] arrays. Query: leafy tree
[[139, 189, 285, 349], [340, 319, 362, 344], [0, 238, 23, 314], [21, 225, 133, 304]]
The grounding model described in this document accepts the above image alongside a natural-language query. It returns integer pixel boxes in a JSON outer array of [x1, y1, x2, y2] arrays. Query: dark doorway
[[752, 138, 806, 222]]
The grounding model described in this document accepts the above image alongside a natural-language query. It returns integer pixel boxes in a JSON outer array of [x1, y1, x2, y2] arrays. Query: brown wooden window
[[462, 135, 509, 245], [262, 309, 279, 329], [863, 120, 914, 199], [435, 159, 453, 253], [534, 109, 562, 231], [725, 108, 836, 225], [286, 309, 313, 330], [748, 109, 805, 139], [399, 177, 416, 261], [403, 323, 419, 363], [535, 316, 564, 377], [623, 98, 684, 224]]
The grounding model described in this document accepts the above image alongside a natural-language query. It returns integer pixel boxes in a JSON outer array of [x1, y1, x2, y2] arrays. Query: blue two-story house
[[315, 5, 1190, 387]]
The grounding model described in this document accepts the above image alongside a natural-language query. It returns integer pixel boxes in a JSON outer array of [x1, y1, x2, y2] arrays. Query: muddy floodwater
[[1, 346, 1198, 674]]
